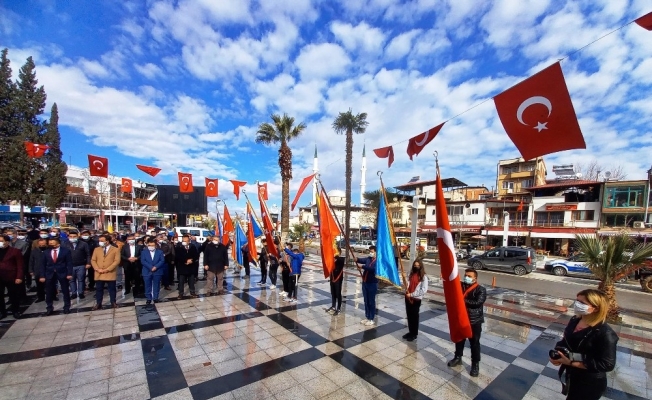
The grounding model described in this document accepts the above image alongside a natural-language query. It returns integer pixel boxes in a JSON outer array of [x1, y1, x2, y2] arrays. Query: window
[[572, 210, 594, 221], [524, 164, 535, 172], [447, 205, 463, 215], [521, 179, 533, 188], [502, 181, 514, 190], [467, 208, 479, 215], [487, 250, 500, 258], [504, 249, 526, 258], [604, 186, 645, 208], [502, 166, 518, 174], [534, 211, 564, 226]]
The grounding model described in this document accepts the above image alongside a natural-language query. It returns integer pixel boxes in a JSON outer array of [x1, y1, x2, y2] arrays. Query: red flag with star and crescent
[[25, 142, 49, 158], [205, 178, 218, 197], [222, 205, 233, 246], [373, 146, 395, 168], [121, 178, 132, 193], [88, 155, 109, 178], [230, 180, 247, 200], [258, 184, 279, 258], [435, 166, 472, 343], [406, 122, 445, 160], [178, 172, 194, 193], [136, 164, 161, 177], [494, 62, 586, 161], [635, 11, 652, 30]]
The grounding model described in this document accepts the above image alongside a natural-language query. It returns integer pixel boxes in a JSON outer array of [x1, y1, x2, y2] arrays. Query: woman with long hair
[[549, 289, 618, 400], [402, 259, 428, 341]]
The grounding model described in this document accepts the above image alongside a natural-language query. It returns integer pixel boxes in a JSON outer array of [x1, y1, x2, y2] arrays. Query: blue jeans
[[362, 282, 378, 320], [95, 280, 116, 306], [70, 265, 86, 295], [143, 274, 162, 301]]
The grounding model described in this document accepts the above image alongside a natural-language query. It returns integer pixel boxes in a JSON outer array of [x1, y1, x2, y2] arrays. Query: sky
[[2, 0, 651, 217]]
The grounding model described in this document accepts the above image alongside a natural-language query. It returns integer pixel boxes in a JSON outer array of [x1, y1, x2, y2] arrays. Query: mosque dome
[[328, 189, 345, 198]]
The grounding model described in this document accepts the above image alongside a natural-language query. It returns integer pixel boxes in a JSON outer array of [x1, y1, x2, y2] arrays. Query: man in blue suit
[[40, 237, 73, 315], [141, 237, 165, 304]]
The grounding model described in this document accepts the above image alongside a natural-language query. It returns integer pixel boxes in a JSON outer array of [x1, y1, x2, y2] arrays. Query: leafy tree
[[43, 103, 67, 217], [332, 109, 368, 265], [574, 233, 652, 322], [291, 222, 311, 253], [255, 113, 306, 244], [0, 49, 17, 203]]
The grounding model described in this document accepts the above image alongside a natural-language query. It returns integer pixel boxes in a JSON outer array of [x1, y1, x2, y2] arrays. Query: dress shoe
[[71, 294, 77, 300], [406, 335, 416, 342], [63, 309, 70, 314], [45, 309, 53, 316], [146, 300, 152, 305], [164, 286, 171, 291], [111, 303, 119, 309], [79, 294, 85, 299], [190, 293, 198, 298], [153, 299, 160, 303], [177, 295, 183, 300], [12, 312, 22, 319], [402, 332, 411, 339], [325, 307, 335, 314], [124, 289, 131, 295], [447, 357, 463, 367], [91, 304, 101, 311], [469, 362, 479, 377]]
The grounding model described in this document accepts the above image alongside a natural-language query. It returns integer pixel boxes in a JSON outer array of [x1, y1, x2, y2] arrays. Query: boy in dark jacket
[[283, 245, 304, 303], [326, 253, 345, 316], [447, 268, 487, 377], [356, 245, 378, 326]]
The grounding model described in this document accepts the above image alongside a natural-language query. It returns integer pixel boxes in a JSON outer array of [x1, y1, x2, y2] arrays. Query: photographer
[[549, 289, 618, 400]]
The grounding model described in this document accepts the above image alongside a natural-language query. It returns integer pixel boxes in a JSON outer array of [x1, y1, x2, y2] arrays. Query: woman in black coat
[[326, 253, 345, 316], [549, 289, 618, 400]]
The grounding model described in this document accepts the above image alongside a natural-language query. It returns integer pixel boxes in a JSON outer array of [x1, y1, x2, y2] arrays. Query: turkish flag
[[178, 172, 194, 193], [205, 178, 218, 197], [136, 164, 161, 177], [258, 183, 268, 201], [517, 199, 524, 212], [494, 62, 586, 160], [291, 174, 315, 211], [406, 122, 445, 160], [258, 187, 279, 258], [222, 205, 233, 245], [88, 155, 109, 178], [121, 178, 132, 193], [373, 146, 395, 168], [230, 180, 247, 200], [24, 142, 49, 158], [635, 11, 652, 30], [435, 168, 473, 343]]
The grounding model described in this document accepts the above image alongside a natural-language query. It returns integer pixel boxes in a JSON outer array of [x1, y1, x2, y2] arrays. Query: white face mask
[[212, 240, 219, 244], [0, 242, 5, 248], [70, 238, 78, 243], [128, 240, 135, 245], [81, 235, 89, 240], [574, 301, 592, 316], [369, 252, 376, 258], [50, 232, 57, 237], [17, 235, 25, 240], [463, 276, 475, 284], [98, 241, 106, 247], [40, 234, 49, 239], [148, 246, 156, 251], [183, 242, 190, 247]]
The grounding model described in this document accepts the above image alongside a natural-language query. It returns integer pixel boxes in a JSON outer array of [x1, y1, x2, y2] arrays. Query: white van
[[173, 227, 212, 243]]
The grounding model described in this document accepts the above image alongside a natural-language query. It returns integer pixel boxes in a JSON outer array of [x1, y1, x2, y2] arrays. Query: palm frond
[[332, 108, 368, 135], [255, 122, 280, 145]]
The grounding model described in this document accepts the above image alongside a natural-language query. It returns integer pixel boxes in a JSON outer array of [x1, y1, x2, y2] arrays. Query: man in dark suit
[[141, 238, 165, 305], [40, 237, 73, 315], [175, 235, 200, 298], [0, 234, 24, 319], [120, 233, 142, 296]]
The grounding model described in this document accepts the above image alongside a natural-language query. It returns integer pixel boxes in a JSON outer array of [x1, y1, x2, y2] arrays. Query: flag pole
[[378, 171, 408, 291], [242, 189, 265, 234], [316, 177, 361, 275]]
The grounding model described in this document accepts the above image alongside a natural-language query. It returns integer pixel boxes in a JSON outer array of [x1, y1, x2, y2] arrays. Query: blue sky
[[2, 0, 651, 216]]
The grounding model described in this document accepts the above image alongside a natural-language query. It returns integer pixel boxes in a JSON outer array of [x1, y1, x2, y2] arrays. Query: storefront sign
[[545, 204, 577, 211]]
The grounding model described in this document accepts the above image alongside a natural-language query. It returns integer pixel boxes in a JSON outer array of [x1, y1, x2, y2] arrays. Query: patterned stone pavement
[[0, 258, 650, 400]]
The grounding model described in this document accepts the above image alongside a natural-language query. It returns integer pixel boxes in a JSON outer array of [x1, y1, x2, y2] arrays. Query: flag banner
[[178, 172, 194, 193], [258, 188, 279, 258], [24, 142, 49, 158], [246, 203, 264, 263], [222, 205, 233, 246], [435, 168, 473, 343], [230, 180, 247, 200], [121, 178, 132, 193], [291, 174, 316, 211], [235, 220, 246, 267], [373, 146, 395, 168], [258, 183, 268, 201], [635, 11, 652, 30], [136, 164, 161, 177], [494, 62, 586, 160], [375, 186, 402, 287], [216, 206, 224, 241], [517, 199, 524, 212], [316, 188, 342, 278], [88, 154, 109, 178], [407, 122, 445, 160], [205, 178, 218, 197]]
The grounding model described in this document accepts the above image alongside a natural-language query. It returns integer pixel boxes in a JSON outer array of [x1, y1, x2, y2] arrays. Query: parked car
[[544, 253, 630, 283], [467, 246, 535, 275], [173, 227, 212, 243], [352, 240, 376, 253]]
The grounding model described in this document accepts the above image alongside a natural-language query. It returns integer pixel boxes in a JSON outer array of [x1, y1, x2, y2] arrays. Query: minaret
[[360, 144, 367, 206], [312, 145, 318, 205]]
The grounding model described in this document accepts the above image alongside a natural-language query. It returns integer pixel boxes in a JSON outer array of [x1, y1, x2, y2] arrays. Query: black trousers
[[330, 279, 343, 309], [268, 265, 278, 285], [405, 297, 422, 336], [287, 274, 299, 299], [259, 261, 267, 283], [167, 262, 176, 285], [243, 260, 250, 276], [178, 274, 195, 295], [124, 263, 138, 294], [566, 372, 607, 400], [35, 279, 45, 300], [0, 279, 21, 314], [455, 322, 482, 362], [45, 275, 71, 311], [87, 266, 95, 288], [281, 269, 290, 292]]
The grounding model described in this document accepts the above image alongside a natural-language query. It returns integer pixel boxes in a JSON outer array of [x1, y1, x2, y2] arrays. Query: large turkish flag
[[373, 146, 395, 168], [635, 11, 652, 30], [88, 155, 109, 178], [178, 172, 194, 193], [406, 122, 445, 160], [121, 178, 132, 193], [205, 178, 218, 197], [494, 62, 585, 160]]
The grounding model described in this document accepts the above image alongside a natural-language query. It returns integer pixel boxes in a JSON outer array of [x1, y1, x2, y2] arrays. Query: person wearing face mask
[[157, 234, 175, 291], [325, 250, 345, 316], [141, 238, 166, 304], [356, 245, 378, 326], [64, 231, 91, 300], [120, 234, 142, 296], [9, 229, 31, 299], [175, 235, 200, 298], [203, 236, 229, 295], [40, 237, 73, 315], [403, 259, 429, 341], [79, 230, 97, 291], [447, 268, 486, 377], [28, 238, 48, 303], [90, 234, 121, 310], [549, 289, 618, 400], [0, 235, 25, 319]]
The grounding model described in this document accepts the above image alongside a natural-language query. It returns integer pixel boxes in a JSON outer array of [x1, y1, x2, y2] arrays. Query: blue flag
[[249, 212, 263, 237], [376, 191, 401, 286], [216, 209, 224, 240], [235, 221, 246, 266]]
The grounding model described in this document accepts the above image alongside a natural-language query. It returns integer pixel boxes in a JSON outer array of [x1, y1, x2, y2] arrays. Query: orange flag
[[291, 174, 315, 211], [205, 178, 218, 197], [222, 205, 233, 246], [136, 164, 161, 177], [259, 184, 279, 258], [258, 183, 269, 201], [178, 172, 193, 193], [121, 178, 132, 193], [317, 188, 341, 278], [24, 142, 49, 158], [230, 180, 247, 200]]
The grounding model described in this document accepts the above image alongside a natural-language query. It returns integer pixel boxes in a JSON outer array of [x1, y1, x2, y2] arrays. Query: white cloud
[[79, 59, 110, 79], [295, 43, 351, 81], [330, 21, 386, 54], [134, 62, 164, 79], [384, 29, 421, 61]]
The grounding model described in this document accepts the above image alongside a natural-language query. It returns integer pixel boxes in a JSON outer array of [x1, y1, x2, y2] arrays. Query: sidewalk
[[0, 257, 649, 399]]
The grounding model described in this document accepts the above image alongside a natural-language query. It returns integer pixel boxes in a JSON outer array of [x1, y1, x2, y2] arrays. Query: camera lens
[[549, 349, 560, 359]]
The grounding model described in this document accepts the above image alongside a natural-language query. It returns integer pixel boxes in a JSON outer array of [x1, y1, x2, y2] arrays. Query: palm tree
[[574, 233, 652, 322], [332, 109, 369, 265], [256, 114, 306, 244]]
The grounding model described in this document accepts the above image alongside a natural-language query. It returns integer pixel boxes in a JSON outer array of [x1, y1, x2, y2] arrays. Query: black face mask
[[412, 267, 421, 274], [39, 246, 48, 250]]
